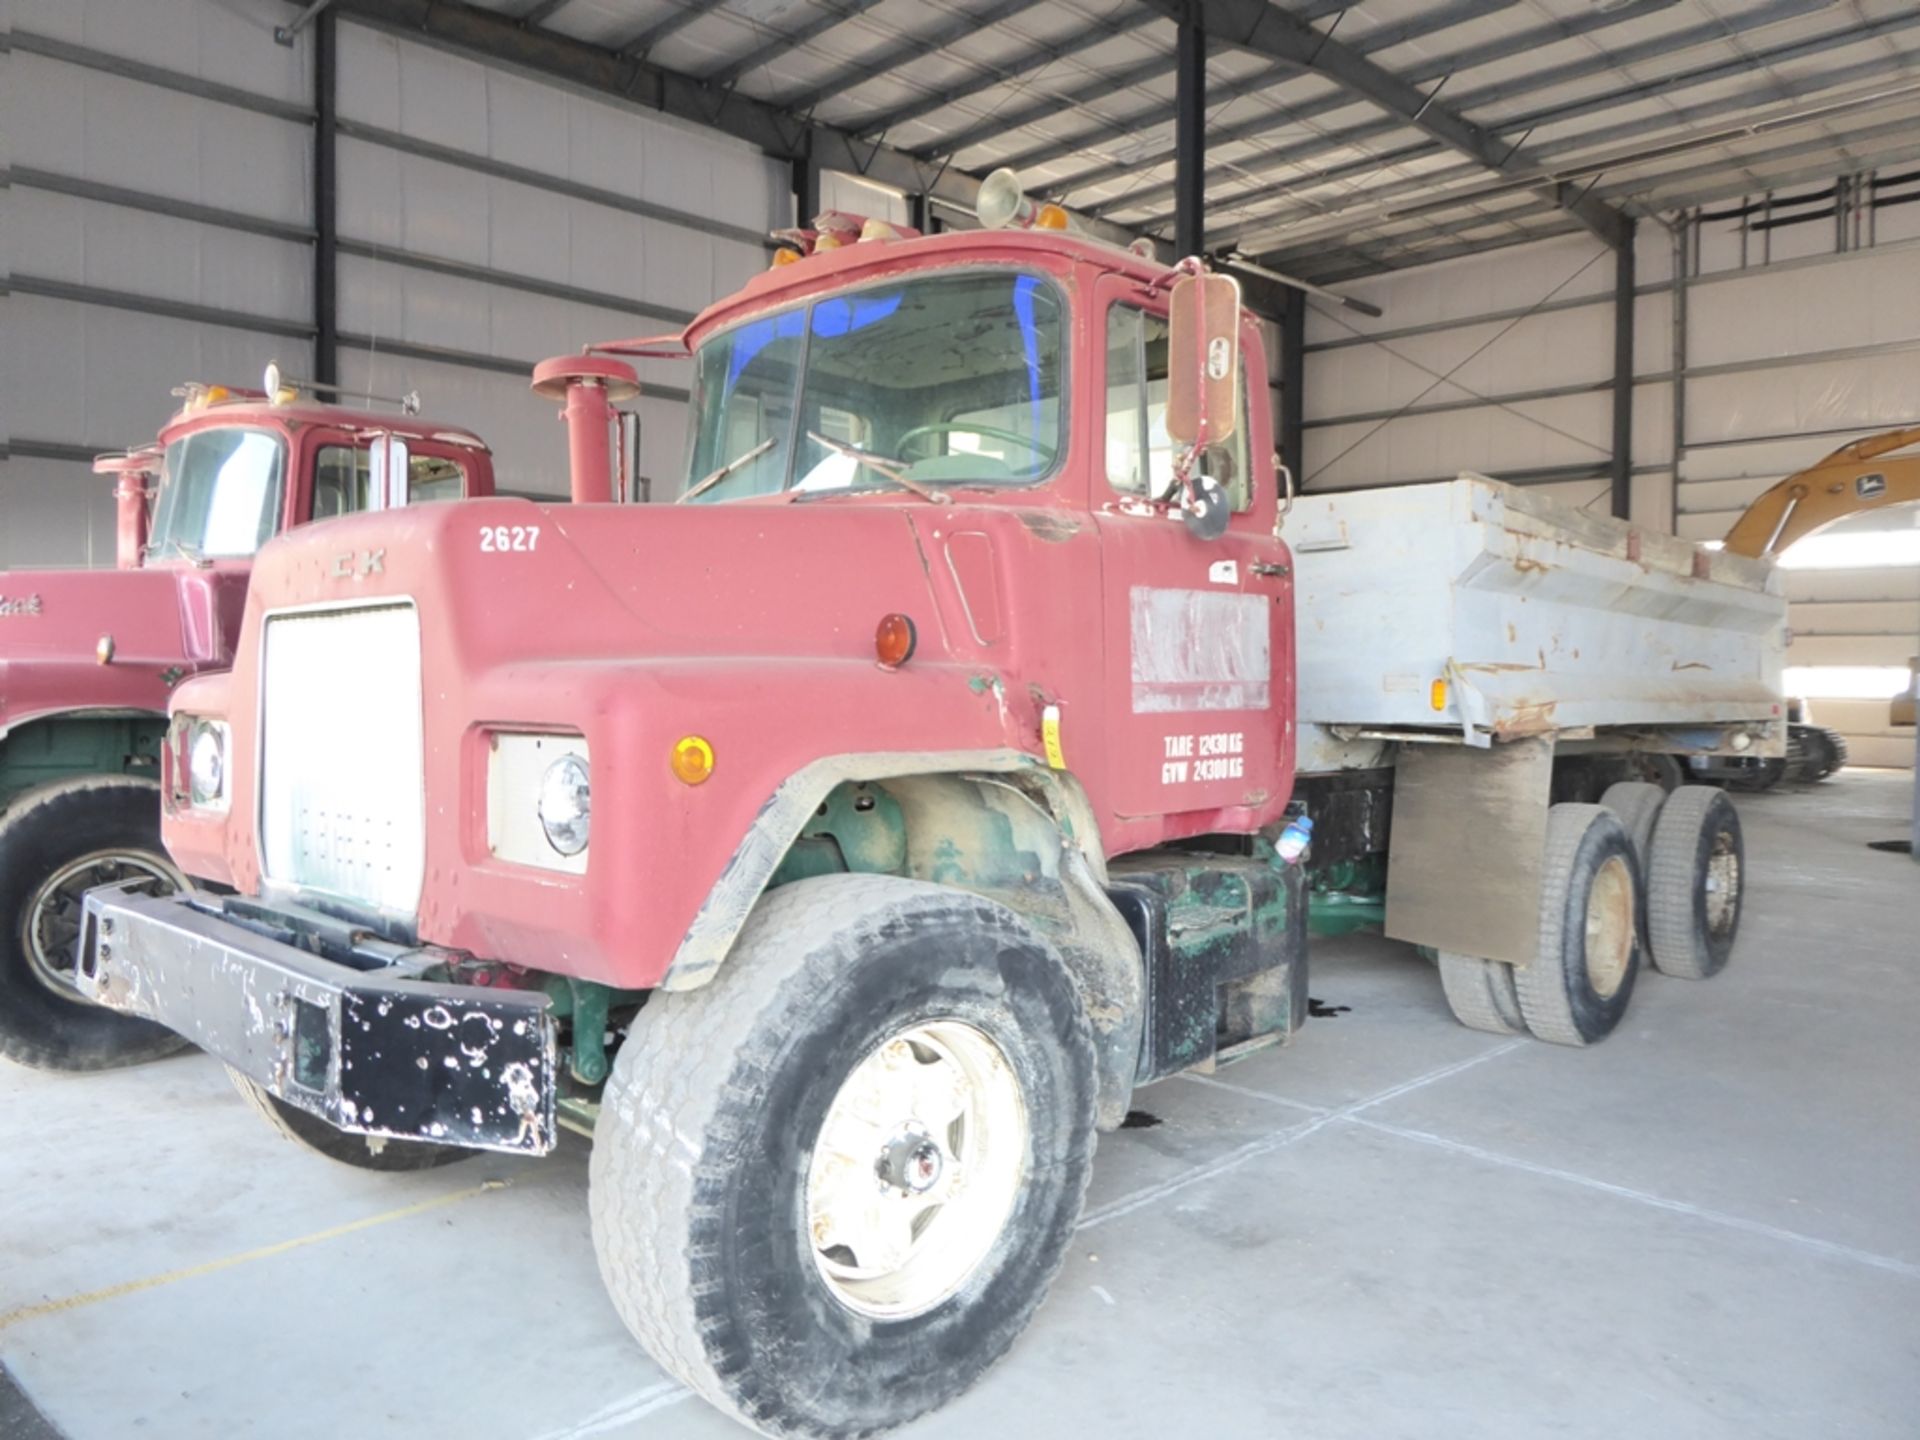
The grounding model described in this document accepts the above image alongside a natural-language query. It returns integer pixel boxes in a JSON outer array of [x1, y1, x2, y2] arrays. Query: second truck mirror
[[1167, 272, 1242, 448], [368, 434, 410, 510]]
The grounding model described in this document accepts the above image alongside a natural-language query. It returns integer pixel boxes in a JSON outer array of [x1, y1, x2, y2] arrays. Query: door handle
[[1250, 561, 1290, 578]]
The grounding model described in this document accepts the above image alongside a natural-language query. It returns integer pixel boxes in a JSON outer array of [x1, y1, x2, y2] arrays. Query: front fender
[[663, 756, 1145, 1130]]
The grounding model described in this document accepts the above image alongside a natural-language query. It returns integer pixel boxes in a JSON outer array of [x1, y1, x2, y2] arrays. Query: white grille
[[260, 603, 426, 916]]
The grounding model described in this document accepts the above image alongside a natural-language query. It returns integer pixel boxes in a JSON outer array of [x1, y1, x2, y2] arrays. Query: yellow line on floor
[[0, 1179, 510, 1333]]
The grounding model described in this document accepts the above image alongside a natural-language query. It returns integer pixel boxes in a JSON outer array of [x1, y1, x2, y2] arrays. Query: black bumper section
[[75, 886, 557, 1155]]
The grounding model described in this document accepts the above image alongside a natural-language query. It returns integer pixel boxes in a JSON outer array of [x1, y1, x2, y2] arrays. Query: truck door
[[1092, 276, 1293, 824], [297, 433, 486, 523]]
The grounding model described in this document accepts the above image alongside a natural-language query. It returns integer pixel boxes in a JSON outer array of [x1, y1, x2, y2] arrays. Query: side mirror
[[1183, 474, 1231, 541], [367, 434, 410, 510], [617, 410, 640, 503], [1166, 271, 1242, 448]]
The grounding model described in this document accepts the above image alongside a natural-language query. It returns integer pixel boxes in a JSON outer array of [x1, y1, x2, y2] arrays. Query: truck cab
[[75, 225, 1311, 1435], [0, 381, 492, 1071]]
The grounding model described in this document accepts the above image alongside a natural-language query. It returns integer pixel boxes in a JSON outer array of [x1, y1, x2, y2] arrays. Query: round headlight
[[538, 754, 591, 857], [188, 722, 226, 806]]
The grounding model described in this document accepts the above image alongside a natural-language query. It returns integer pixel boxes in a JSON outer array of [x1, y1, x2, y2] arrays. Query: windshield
[[682, 270, 1065, 502], [146, 427, 287, 561]]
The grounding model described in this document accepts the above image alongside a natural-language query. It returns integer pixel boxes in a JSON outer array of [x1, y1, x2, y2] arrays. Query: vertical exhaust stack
[[532, 356, 642, 504], [93, 447, 162, 569]]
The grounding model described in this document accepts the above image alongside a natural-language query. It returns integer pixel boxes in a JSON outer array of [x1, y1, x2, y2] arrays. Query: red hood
[[0, 565, 249, 732]]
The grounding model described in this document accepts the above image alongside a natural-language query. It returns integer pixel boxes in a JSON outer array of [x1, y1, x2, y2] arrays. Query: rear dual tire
[[1645, 786, 1744, 980], [1606, 782, 1746, 981], [1437, 804, 1640, 1046], [1512, 804, 1641, 1047], [1437, 951, 1524, 1037]]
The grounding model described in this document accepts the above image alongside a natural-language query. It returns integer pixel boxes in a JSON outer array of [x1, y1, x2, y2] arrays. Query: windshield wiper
[[802, 432, 946, 504], [679, 437, 776, 503]]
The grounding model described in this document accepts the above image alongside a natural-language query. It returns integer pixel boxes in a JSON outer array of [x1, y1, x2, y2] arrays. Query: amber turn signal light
[[1429, 678, 1449, 712], [671, 735, 715, 785], [876, 613, 917, 670]]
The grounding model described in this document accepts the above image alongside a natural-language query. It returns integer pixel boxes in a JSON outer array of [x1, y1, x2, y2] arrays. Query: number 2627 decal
[[480, 525, 540, 552]]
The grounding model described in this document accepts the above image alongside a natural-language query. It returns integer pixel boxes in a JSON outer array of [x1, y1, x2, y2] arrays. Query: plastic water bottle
[[1276, 814, 1313, 866]]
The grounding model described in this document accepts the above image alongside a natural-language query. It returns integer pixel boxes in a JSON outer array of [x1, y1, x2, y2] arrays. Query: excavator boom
[[1723, 425, 1920, 558]]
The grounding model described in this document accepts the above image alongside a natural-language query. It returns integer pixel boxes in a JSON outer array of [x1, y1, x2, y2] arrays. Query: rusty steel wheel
[[0, 776, 190, 1071], [23, 847, 181, 1001], [1513, 803, 1641, 1047], [1647, 786, 1745, 980]]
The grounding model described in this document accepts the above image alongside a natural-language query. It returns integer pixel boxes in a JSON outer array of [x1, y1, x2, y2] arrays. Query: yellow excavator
[[1723, 424, 1920, 559], [1708, 425, 1920, 786]]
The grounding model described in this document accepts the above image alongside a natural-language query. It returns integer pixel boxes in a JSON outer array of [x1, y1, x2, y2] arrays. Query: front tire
[[0, 776, 190, 1071], [590, 875, 1098, 1439], [228, 1069, 473, 1171]]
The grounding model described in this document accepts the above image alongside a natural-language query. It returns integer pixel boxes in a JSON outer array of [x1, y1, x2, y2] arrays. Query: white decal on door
[[1130, 587, 1270, 714], [1160, 730, 1245, 784]]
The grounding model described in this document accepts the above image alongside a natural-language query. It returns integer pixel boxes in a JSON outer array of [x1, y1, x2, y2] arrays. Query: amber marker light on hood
[[671, 735, 715, 785], [876, 613, 917, 670]]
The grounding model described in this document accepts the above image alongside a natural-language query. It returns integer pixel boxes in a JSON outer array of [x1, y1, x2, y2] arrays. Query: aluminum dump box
[[1289, 476, 1787, 761]]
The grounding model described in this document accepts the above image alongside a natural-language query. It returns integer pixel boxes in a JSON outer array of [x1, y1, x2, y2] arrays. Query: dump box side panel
[[1292, 478, 1787, 751]]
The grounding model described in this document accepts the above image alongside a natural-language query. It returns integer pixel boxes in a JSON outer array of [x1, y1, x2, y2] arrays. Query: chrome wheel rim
[[23, 849, 180, 1002], [1585, 853, 1635, 999], [805, 1019, 1028, 1320], [1704, 828, 1741, 937]]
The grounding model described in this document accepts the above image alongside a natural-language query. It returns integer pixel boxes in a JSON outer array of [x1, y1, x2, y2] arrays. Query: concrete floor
[[3, 771, 1917, 1439]]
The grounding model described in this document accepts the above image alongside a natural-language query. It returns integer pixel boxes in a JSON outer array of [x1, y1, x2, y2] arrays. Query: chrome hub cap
[[805, 1020, 1027, 1320], [23, 849, 180, 1003], [1585, 853, 1635, 999], [878, 1125, 944, 1194]]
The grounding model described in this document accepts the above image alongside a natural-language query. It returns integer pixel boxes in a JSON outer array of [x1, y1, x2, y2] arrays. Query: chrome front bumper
[[74, 886, 557, 1155]]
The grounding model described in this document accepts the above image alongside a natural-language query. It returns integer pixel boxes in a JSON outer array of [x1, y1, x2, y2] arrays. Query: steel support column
[[792, 150, 820, 227], [1609, 220, 1636, 520], [1174, 8, 1205, 259], [1669, 215, 1689, 531], [1280, 286, 1306, 481], [314, 9, 339, 386]]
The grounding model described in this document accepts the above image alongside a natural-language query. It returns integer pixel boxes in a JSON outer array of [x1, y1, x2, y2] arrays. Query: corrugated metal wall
[[3, 0, 316, 568], [1, 0, 786, 567], [1679, 223, 1920, 769], [1300, 228, 1676, 525], [1301, 208, 1920, 770], [330, 21, 782, 497]]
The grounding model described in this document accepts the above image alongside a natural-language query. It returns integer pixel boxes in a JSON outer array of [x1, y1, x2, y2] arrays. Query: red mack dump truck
[[73, 220, 1774, 1437], [0, 378, 493, 1070]]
